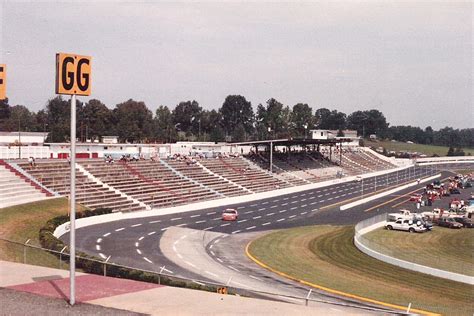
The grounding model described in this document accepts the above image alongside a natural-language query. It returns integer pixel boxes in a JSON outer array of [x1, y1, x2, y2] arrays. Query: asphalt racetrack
[[61, 164, 472, 311]]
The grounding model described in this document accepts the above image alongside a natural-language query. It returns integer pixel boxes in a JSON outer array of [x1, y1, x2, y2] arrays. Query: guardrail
[[354, 214, 474, 285], [0, 237, 400, 314]]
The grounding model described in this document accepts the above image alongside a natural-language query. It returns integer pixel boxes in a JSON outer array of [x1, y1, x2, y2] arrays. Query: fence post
[[406, 302, 412, 313], [59, 246, 68, 269], [158, 265, 166, 285], [305, 289, 312, 306], [104, 255, 111, 276], [23, 239, 31, 264]]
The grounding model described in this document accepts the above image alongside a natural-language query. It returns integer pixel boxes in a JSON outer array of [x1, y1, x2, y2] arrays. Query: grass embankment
[[0, 198, 86, 268], [248, 225, 474, 315], [366, 139, 474, 157], [364, 228, 474, 276]]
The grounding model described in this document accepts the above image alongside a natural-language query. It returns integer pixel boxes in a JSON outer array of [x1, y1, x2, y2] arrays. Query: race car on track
[[409, 193, 423, 202], [222, 209, 238, 221]]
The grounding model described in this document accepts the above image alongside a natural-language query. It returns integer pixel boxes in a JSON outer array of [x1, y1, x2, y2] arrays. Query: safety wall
[[354, 214, 473, 285]]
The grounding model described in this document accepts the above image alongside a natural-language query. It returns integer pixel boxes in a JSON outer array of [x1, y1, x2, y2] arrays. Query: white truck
[[387, 209, 413, 222], [385, 218, 427, 233]]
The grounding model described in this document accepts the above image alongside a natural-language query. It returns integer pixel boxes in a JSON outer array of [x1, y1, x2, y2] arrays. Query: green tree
[[0, 98, 10, 130], [347, 110, 388, 137], [291, 103, 313, 137], [256, 98, 286, 139], [113, 99, 154, 143], [44, 96, 71, 142], [154, 105, 177, 143], [220, 95, 254, 138], [172, 100, 202, 136], [81, 99, 114, 141], [2, 105, 37, 132]]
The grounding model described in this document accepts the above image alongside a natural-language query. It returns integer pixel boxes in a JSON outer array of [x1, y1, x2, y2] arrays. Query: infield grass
[[364, 227, 474, 276], [366, 140, 474, 157], [248, 225, 474, 315], [0, 198, 86, 268]]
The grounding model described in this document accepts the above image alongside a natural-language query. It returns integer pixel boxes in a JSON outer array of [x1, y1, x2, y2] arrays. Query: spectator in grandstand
[[28, 157, 34, 168], [67, 156, 71, 165]]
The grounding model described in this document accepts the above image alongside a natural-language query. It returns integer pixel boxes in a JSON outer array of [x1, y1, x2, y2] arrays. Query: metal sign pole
[[70, 93, 77, 306]]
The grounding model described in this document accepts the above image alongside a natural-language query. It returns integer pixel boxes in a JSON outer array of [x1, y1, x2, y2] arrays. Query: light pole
[[303, 123, 308, 140]]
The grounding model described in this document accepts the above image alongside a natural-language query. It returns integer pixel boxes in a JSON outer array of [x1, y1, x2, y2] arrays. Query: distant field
[[248, 225, 474, 315], [0, 198, 86, 268], [366, 139, 474, 157], [363, 227, 474, 276]]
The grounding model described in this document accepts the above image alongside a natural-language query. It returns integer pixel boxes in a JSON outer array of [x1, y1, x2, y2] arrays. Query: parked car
[[385, 219, 427, 233], [221, 208, 239, 221], [409, 193, 423, 202], [436, 217, 463, 229], [454, 217, 474, 228]]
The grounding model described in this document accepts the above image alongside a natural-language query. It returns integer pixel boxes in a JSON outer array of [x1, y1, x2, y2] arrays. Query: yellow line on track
[[245, 241, 440, 316]]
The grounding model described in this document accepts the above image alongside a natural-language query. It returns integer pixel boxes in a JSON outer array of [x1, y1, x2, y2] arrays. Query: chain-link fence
[[0, 237, 403, 315]]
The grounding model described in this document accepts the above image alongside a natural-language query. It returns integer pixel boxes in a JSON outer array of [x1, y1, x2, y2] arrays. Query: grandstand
[[0, 144, 398, 212]]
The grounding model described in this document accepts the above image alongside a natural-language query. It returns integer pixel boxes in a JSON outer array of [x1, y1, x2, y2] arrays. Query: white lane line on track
[[185, 261, 196, 268], [214, 239, 220, 244], [289, 215, 296, 219], [203, 227, 214, 231], [261, 201, 268, 205], [135, 242, 139, 247], [115, 228, 125, 232], [161, 227, 169, 231], [266, 212, 275, 216], [216, 257, 223, 263], [276, 218, 285, 222], [220, 223, 230, 227], [249, 275, 263, 281], [148, 231, 156, 236], [102, 232, 111, 237], [250, 204, 258, 207], [258, 208, 266, 211], [290, 207, 297, 210], [99, 253, 106, 259], [291, 201, 298, 204], [212, 217, 221, 220], [227, 265, 240, 272], [262, 222, 271, 226], [171, 217, 182, 221], [301, 204, 307, 207], [136, 249, 142, 255], [281, 203, 288, 206], [244, 210, 254, 214], [138, 236, 145, 241], [96, 245, 101, 251], [231, 230, 241, 234], [283, 197, 289, 200], [209, 244, 213, 249], [246, 226, 256, 230], [300, 193, 306, 197], [300, 212, 308, 215], [149, 220, 161, 224], [195, 220, 206, 224], [131, 223, 142, 227], [317, 195, 323, 198], [96, 238, 102, 243], [206, 211, 216, 215], [273, 199, 280, 202], [270, 205, 277, 208], [205, 271, 219, 277], [253, 216, 262, 219], [210, 250, 215, 256], [176, 223, 187, 227], [310, 202, 317, 205], [190, 214, 200, 218], [311, 208, 318, 212], [238, 219, 248, 223], [237, 206, 245, 209], [308, 196, 315, 200], [279, 210, 287, 213], [320, 199, 326, 202], [143, 257, 152, 264], [301, 198, 307, 202]]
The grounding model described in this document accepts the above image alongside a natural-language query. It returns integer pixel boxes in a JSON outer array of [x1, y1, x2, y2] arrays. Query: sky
[[0, 1, 472, 129]]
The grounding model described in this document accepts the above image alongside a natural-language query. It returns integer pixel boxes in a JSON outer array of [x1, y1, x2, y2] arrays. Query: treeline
[[0, 96, 472, 148]]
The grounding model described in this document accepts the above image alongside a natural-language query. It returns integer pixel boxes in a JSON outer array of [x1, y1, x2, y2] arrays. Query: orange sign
[[55, 53, 91, 96], [0, 64, 6, 100]]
